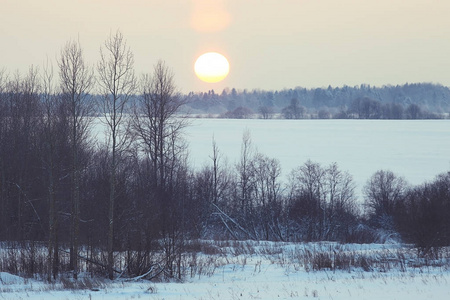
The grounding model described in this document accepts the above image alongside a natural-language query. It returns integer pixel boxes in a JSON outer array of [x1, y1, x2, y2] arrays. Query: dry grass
[[1, 239, 449, 288]]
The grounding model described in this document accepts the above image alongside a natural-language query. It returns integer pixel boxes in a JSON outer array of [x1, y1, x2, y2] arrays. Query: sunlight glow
[[190, 0, 231, 32]]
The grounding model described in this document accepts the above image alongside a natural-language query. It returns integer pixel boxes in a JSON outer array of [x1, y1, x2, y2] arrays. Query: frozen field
[[1, 241, 449, 300], [186, 119, 450, 197]]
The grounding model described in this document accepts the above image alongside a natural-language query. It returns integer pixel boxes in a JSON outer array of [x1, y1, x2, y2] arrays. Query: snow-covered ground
[[185, 119, 450, 196], [1, 241, 449, 299]]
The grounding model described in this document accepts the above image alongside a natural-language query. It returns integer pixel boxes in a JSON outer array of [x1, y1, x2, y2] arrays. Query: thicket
[[1, 31, 450, 281]]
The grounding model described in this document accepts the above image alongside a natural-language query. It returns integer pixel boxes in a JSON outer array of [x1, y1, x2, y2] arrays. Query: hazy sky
[[1, 0, 450, 93]]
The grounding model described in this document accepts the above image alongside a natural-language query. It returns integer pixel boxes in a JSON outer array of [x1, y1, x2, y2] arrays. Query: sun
[[194, 52, 229, 83]]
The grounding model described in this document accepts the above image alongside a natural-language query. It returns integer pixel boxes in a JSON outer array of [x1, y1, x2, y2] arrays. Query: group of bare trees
[[190, 134, 360, 243], [193, 149, 450, 256], [287, 161, 357, 241], [0, 31, 190, 280]]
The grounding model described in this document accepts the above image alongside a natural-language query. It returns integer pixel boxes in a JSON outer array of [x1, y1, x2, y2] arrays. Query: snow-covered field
[[186, 119, 450, 196], [1, 241, 449, 299]]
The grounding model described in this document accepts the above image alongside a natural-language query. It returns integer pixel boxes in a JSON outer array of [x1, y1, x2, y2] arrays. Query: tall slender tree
[[41, 60, 58, 281], [0, 69, 8, 239], [7, 67, 42, 241], [58, 39, 94, 280], [97, 30, 136, 279]]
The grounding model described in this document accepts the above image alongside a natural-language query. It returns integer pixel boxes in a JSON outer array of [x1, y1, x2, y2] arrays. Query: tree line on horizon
[[0, 31, 449, 282], [184, 83, 450, 119]]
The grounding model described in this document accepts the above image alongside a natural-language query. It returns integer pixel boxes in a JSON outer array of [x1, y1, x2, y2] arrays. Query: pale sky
[[1, 0, 450, 93]]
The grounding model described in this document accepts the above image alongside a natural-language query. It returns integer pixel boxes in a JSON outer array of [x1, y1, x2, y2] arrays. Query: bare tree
[[58, 39, 94, 280], [41, 59, 59, 281], [132, 60, 187, 189], [237, 129, 254, 215], [6, 67, 42, 241], [288, 160, 325, 240], [363, 170, 408, 230], [131, 60, 188, 279], [258, 106, 274, 119], [288, 161, 357, 241], [205, 137, 243, 239], [282, 98, 306, 119], [210, 136, 220, 205], [0, 69, 8, 239], [251, 153, 282, 240], [97, 30, 136, 279], [324, 163, 357, 240], [350, 97, 381, 119]]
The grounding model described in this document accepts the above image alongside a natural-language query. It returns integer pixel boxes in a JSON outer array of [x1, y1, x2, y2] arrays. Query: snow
[[0, 272, 24, 285], [2, 242, 450, 299], [1, 265, 449, 299], [3, 271, 450, 300], [144, 269, 450, 300], [185, 119, 450, 197]]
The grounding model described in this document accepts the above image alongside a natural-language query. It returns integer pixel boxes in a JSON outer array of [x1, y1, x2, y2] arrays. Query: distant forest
[[183, 83, 450, 119]]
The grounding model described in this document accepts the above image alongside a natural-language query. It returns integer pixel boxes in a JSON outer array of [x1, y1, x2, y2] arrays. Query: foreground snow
[[2, 265, 449, 300], [1, 242, 449, 300]]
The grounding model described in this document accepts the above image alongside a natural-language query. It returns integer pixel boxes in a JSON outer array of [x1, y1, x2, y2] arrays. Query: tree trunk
[[108, 130, 116, 280]]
